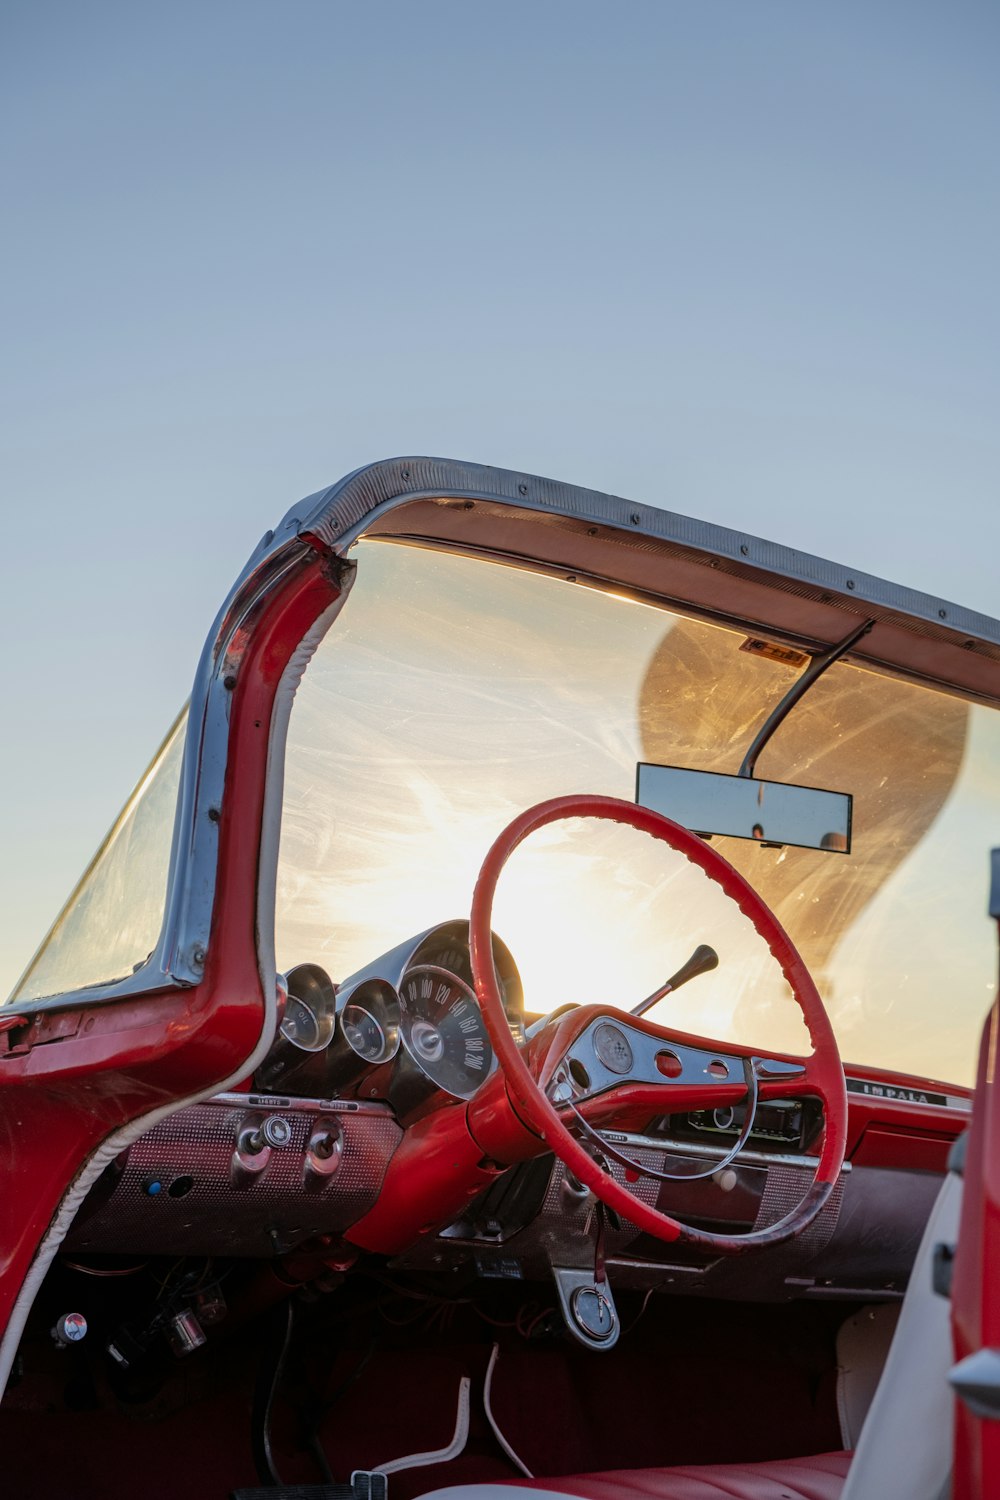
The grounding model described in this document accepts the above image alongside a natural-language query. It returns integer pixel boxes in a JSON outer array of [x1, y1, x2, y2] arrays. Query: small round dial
[[276, 963, 337, 1054], [324, 979, 401, 1092], [593, 1022, 634, 1076], [280, 995, 322, 1050], [398, 964, 494, 1099], [342, 1003, 387, 1061]]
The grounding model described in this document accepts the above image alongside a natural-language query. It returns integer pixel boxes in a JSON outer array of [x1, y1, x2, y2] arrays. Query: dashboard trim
[[221, 1091, 394, 1115], [608, 1131, 853, 1174], [845, 1076, 970, 1112]]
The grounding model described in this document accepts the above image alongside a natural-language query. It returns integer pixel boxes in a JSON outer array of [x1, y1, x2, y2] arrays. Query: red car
[[1, 458, 997, 1500]]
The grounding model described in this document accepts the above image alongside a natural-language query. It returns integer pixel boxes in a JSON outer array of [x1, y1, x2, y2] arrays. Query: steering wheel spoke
[[753, 1051, 830, 1108]]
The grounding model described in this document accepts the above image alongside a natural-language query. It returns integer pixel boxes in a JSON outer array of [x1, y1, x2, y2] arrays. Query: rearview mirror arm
[[737, 617, 875, 780]]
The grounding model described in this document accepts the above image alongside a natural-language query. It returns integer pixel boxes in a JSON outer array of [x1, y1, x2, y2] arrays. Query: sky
[[2, 1, 999, 1000]]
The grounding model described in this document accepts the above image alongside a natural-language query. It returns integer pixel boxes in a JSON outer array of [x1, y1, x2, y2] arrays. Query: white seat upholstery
[[839, 1168, 960, 1500]]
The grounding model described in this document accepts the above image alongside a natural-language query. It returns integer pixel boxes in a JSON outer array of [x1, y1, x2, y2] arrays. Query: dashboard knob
[[242, 1115, 292, 1154], [233, 1114, 293, 1180], [305, 1119, 344, 1181], [260, 1115, 292, 1149], [52, 1312, 87, 1346]]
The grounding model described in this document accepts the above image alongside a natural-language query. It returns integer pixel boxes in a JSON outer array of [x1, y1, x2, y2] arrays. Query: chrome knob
[[53, 1312, 87, 1346], [241, 1115, 292, 1156]]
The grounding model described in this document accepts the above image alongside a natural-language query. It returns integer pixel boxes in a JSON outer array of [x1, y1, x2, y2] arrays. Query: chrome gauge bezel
[[397, 963, 495, 1101], [339, 978, 401, 1066], [278, 963, 338, 1054]]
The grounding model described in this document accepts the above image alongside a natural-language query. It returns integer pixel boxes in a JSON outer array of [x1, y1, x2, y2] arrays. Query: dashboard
[[63, 917, 972, 1309]]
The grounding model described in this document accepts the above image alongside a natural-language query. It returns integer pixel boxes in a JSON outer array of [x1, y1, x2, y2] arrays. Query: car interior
[[2, 460, 997, 1500]]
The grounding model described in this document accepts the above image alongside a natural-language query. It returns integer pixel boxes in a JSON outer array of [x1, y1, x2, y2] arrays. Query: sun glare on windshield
[[274, 540, 1000, 1085]]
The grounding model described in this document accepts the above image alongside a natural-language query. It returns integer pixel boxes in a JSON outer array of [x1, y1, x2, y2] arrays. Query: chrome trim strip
[[606, 1257, 712, 1277], [612, 1131, 852, 1173], [159, 539, 314, 985], [211, 1090, 395, 1116], [294, 457, 1000, 658]]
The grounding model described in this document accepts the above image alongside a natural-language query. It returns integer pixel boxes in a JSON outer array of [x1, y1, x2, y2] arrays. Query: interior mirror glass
[[636, 763, 852, 853]]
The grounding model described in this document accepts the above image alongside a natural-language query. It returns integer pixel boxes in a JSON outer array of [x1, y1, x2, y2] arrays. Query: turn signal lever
[[631, 944, 719, 1018]]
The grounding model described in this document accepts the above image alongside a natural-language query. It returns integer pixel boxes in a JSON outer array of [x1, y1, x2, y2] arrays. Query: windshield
[[275, 540, 1000, 1087], [8, 713, 186, 1004]]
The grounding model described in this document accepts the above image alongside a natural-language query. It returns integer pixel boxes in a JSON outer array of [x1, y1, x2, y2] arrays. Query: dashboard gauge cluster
[[255, 920, 519, 1119]]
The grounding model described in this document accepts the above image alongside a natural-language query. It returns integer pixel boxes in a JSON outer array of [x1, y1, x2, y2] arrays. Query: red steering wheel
[[470, 795, 848, 1254]]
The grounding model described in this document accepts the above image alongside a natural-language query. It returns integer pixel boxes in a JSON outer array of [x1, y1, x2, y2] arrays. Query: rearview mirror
[[636, 763, 852, 853]]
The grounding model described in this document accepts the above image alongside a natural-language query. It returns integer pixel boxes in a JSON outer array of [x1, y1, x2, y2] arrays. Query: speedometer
[[397, 964, 494, 1100]]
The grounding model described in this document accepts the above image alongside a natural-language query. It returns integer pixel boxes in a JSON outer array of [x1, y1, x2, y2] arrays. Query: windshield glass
[[275, 540, 1000, 1086], [8, 713, 186, 1004]]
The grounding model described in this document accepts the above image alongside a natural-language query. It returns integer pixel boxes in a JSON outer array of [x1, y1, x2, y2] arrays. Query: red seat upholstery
[[422, 1451, 851, 1500], [521, 1452, 851, 1500]]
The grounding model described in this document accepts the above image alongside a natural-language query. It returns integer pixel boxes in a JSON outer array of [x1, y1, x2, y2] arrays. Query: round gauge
[[340, 979, 401, 1065], [278, 963, 337, 1054], [592, 1021, 634, 1076], [281, 994, 322, 1050], [342, 1004, 386, 1060], [398, 964, 494, 1099]]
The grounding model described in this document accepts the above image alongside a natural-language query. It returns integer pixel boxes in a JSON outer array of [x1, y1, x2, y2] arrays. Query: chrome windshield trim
[[290, 457, 1000, 696], [158, 536, 315, 986]]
